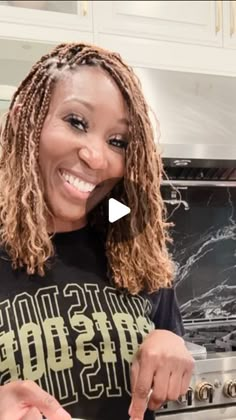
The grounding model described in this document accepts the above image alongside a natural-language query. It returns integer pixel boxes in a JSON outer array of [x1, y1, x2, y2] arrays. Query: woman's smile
[[58, 168, 98, 201]]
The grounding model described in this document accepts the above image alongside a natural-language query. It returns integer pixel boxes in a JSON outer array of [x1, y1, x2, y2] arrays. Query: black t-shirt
[[0, 224, 184, 420]]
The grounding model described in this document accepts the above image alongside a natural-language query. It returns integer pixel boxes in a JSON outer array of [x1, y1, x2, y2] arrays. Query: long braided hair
[[0, 43, 174, 294]]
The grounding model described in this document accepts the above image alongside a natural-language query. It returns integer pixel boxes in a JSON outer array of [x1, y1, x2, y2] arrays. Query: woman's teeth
[[60, 170, 96, 193]]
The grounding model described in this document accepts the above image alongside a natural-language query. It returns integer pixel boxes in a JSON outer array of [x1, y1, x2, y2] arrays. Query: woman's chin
[[47, 201, 87, 230]]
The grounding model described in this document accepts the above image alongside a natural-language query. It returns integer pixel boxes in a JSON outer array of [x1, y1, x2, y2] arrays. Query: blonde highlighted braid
[[0, 43, 174, 294]]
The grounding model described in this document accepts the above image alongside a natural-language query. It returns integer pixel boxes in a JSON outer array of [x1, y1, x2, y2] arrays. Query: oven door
[[156, 405, 236, 419]]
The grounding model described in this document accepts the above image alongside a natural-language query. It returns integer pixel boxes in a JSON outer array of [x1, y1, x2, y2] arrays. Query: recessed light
[[22, 44, 31, 50]]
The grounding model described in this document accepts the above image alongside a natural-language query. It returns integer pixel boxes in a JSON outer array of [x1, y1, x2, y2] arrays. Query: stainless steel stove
[[155, 343, 236, 419]]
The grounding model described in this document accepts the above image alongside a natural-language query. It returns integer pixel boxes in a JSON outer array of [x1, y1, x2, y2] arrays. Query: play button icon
[[108, 198, 130, 223], [86, 176, 150, 243]]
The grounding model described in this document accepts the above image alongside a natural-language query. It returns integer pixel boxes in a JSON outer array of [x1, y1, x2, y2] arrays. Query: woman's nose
[[78, 143, 108, 171]]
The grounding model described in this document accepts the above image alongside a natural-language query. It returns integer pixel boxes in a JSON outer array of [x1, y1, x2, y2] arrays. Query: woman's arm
[[129, 288, 194, 420]]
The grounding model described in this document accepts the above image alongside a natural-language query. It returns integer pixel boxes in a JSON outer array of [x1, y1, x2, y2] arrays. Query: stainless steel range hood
[[134, 67, 236, 185], [162, 157, 236, 187]]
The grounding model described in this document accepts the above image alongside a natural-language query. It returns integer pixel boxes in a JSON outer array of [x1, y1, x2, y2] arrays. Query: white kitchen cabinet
[[0, 0, 93, 43], [1, 1, 236, 77], [93, 0, 236, 77], [222, 0, 236, 49], [93, 1, 223, 47]]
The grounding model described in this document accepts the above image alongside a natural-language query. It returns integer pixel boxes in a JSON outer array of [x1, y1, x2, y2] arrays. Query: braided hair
[[0, 43, 174, 294]]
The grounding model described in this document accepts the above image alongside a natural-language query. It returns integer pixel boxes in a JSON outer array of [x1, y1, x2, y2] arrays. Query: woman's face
[[39, 65, 129, 232]]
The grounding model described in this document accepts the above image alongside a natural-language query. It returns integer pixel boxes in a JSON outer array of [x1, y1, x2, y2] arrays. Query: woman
[[0, 43, 194, 420]]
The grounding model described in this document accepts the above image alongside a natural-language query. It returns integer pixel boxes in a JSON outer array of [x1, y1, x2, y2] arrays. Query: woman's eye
[[66, 115, 88, 132], [109, 137, 128, 150]]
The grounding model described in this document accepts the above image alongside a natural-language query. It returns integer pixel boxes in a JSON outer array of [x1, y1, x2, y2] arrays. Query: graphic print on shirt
[[0, 284, 155, 408]]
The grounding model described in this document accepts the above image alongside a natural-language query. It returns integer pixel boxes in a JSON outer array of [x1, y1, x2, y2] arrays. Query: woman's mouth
[[58, 169, 98, 201], [59, 169, 97, 193]]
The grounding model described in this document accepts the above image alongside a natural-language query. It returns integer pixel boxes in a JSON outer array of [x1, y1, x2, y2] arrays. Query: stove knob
[[187, 387, 193, 406], [178, 387, 193, 406], [195, 382, 214, 402], [224, 380, 236, 398]]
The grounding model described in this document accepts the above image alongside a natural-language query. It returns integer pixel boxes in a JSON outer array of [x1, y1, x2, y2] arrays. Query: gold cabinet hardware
[[216, 0, 222, 33], [81, 0, 88, 17], [230, 0, 236, 36]]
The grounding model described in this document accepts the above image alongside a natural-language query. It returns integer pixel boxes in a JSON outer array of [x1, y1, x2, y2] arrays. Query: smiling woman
[[0, 43, 194, 420]]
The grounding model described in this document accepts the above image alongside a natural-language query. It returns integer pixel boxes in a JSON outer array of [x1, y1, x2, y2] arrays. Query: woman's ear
[[10, 103, 22, 134]]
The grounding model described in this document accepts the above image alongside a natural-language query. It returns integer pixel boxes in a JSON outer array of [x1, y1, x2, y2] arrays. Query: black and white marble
[[162, 186, 236, 351]]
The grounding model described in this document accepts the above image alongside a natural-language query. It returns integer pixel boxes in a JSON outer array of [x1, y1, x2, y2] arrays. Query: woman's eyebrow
[[62, 96, 94, 112], [62, 96, 129, 125]]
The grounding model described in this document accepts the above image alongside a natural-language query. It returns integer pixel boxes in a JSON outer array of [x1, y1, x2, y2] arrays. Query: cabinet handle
[[230, 0, 236, 36], [215, 0, 222, 33], [82, 0, 88, 17]]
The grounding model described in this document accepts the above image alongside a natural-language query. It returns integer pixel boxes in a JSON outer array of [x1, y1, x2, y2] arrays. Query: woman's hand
[[0, 380, 71, 420], [129, 330, 194, 420]]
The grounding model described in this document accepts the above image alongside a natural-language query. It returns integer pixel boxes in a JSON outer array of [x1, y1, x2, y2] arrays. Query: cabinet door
[[222, 0, 236, 49], [0, 1, 93, 43], [94, 1, 223, 47]]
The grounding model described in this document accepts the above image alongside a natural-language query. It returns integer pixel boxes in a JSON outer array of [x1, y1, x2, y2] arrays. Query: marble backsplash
[[162, 186, 236, 351]]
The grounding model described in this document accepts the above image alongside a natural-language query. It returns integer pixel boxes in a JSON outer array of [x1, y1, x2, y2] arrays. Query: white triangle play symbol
[[108, 198, 130, 223]]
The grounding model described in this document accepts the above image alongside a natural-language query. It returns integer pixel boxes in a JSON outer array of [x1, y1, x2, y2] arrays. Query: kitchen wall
[[162, 185, 236, 351]]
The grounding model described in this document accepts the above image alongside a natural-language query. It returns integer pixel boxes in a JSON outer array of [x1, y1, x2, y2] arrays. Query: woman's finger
[[129, 357, 155, 420], [129, 357, 140, 415], [130, 357, 140, 394], [21, 407, 42, 420], [15, 380, 71, 420], [166, 368, 183, 401], [148, 366, 170, 411], [180, 366, 194, 396]]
